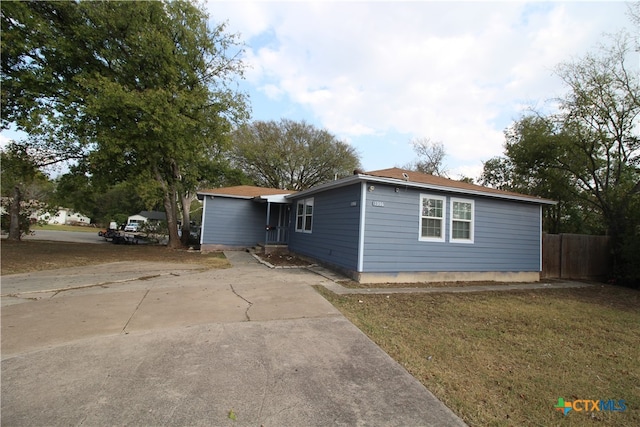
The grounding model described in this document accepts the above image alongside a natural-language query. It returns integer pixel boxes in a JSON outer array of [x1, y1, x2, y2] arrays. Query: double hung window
[[419, 195, 475, 243], [419, 195, 446, 242], [450, 198, 474, 243], [295, 198, 314, 233]]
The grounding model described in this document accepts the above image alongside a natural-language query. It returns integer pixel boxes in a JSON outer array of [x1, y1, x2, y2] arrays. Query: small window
[[295, 198, 314, 233], [450, 198, 474, 243], [419, 194, 446, 242]]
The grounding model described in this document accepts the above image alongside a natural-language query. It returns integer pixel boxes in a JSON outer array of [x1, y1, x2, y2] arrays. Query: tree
[[1, 1, 248, 248], [481, 117, 602, 234], [482, 32, 640, 282], [404, 138, 448, 176], [0, 143, 54, 239], [231, 119, 361, 190], [52, 172, 147, 227]]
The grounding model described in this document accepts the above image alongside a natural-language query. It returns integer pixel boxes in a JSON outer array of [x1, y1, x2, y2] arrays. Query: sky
[[1, 1, 635, 181], [203, 0, 637, 180]]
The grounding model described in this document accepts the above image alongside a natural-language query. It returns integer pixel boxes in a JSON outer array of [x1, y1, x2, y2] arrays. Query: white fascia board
[[256, 194, 292, 203], [196, 192, 292, 202], [196, 192, 252, 200]]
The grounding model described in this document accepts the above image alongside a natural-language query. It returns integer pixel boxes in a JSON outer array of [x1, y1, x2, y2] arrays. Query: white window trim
[[419, 194, 446, 242], [450, 198, 474, 244], [295, 197, 314, 233]]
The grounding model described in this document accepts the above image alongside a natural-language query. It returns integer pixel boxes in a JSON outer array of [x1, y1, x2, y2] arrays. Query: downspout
[[357, 181, 367, 272], [539, 204, 543, 273]]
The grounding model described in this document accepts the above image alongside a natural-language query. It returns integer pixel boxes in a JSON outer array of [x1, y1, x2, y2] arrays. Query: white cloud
[[0, 133, 12, 148], [206, 1, 632, 175]]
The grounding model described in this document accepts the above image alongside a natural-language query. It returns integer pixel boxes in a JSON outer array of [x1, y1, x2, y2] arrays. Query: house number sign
[[372, 201, 384, 207]]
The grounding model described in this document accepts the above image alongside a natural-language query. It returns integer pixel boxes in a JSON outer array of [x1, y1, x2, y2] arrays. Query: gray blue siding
[[288, 184, 361, 270], [362, 183, 541, 273], [201, 197, 267, 246]]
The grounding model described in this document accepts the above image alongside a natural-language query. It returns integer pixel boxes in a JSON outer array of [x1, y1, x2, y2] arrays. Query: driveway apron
[[1, 250, 466, 427]]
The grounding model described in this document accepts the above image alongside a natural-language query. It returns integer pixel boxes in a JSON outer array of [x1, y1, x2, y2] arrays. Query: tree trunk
[[154, 164, 184, 249], [163, 185, 183, 249], [179, 192, 192, 247], [8, 186, 22, 241]]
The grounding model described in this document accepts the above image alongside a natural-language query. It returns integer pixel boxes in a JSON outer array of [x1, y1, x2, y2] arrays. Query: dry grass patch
[[33, 224, 100, 233], [316, 285, 640, 426], [1, 240, 229, 275]]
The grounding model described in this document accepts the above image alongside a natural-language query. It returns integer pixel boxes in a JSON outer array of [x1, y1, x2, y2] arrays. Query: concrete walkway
[[319, 279, 593, 295], [1, 251, 467, 427]]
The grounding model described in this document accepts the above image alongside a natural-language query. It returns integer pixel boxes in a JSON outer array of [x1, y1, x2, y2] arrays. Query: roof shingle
[[365, 167, 550, 202]]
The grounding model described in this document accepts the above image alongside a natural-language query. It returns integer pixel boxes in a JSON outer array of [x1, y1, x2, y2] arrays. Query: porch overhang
[[253, 194, 292, 204]]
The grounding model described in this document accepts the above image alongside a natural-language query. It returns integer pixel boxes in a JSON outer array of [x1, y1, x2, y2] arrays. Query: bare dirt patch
[[1, 240, 229, 275], [256, 250, 314, 267]]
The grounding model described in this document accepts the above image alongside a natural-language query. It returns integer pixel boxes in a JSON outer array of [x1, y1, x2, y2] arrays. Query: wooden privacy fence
[[542, 233, 611, 280]]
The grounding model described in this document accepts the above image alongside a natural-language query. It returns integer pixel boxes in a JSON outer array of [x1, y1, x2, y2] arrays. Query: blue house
[[198, 168, 555, 283], [198, 185, 293, 250]]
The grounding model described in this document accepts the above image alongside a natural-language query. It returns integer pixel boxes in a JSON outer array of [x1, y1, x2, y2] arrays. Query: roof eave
[[287, 174, 556, 205], [197, 191, 294, 201], [285, 175, 362, 199], [196, 192, 253, 200], [255, 194, 292, 203]]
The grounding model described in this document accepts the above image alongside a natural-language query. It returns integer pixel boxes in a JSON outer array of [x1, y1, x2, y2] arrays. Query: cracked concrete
[[0, 261, 205, 307], [122, 289, 151, 333], [1, 250, 467, 427], [229, 284, 253, 321]]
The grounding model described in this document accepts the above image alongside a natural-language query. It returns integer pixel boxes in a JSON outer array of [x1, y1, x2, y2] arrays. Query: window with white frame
[[419, 194, 446, 242], [295, 198, 314, 233], [450, 198, 474, 243]]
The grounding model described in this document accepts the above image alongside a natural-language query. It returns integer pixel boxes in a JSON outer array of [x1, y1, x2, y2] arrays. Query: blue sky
[[204, 1, 636, 179], [1, 1, 635, 181]]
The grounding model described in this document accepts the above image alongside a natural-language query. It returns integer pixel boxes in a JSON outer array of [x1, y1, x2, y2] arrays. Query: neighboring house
[[198, 168, 555, 283], [39, 208, 91, 225], [126, 211, 167, 228]]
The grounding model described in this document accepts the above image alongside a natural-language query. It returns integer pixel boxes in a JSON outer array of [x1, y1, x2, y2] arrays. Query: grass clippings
[[1, 240, 229, 275], [316, 285, 640, 427]]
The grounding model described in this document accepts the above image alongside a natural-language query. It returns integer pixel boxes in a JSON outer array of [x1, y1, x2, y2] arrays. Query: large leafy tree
[[1, 1, 248, 248], [481, 117, 600, 234], [231, 119, 361, 190]]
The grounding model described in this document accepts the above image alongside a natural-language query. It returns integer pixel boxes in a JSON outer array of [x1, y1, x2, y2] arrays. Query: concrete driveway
[[1, 251, 466, 426]]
